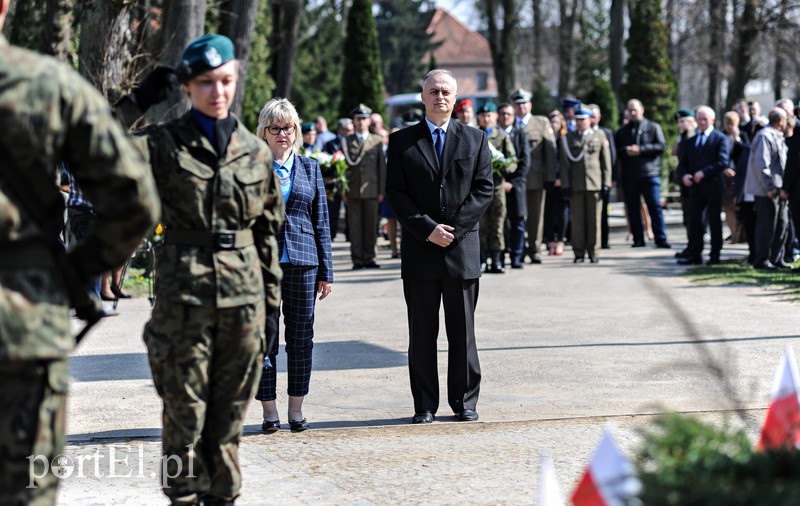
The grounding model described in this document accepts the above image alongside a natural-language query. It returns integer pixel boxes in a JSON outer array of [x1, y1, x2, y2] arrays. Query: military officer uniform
[[342, 104, 386, 269], [116, 35, 284, 505], [511, 89, 557, 264], [478, 102, 517, 273], [0, 33, 159, 504], [560, 108, 612, 262]]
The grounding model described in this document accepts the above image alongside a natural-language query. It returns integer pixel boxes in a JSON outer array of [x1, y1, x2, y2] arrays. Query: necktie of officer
[[434, 128, 444, 168], [696, 132, 706, 147]]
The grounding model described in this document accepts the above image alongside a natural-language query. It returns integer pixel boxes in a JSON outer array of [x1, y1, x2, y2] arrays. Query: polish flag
[[538, 453, 565, 506], [571, 429, 641, 506], [757, 345, 800, 450]]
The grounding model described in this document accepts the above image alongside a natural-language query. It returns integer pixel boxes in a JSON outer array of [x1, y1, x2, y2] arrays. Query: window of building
[[477, 72, 488, 91]]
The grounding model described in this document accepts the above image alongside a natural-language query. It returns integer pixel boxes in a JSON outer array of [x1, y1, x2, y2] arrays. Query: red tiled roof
[[426, 8, 492, 66]]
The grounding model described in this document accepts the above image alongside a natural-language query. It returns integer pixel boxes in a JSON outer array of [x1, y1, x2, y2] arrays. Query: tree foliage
[[339, 0, 386, 118], [584, 78, 619, 129], [375, 0, 439, 96]]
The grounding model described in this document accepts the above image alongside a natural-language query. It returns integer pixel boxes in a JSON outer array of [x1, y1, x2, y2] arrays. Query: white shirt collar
[[699, 126, 714, 136]]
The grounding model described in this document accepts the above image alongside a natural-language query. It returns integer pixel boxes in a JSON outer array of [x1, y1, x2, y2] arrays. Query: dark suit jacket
[[385, 119, 493, 281], [615, 118, 666, 178], [277, 155, 333, 282], [505, 125, 530, 217], [783, 133, 800, 200], [677, 128, 730, 191], [323, 135, 343, 155], [598, 126, 618, 182]]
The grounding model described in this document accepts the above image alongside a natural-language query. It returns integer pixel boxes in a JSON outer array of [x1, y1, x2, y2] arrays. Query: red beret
[[455, 99, 473, 114]]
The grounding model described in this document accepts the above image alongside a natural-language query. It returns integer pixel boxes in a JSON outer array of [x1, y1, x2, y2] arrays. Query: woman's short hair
[[256, 97, 302, 150], [723, 111, 740, 126]]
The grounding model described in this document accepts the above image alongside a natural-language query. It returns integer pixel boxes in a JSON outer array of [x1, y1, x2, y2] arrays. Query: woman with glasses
[[255, 98, 333, 433]]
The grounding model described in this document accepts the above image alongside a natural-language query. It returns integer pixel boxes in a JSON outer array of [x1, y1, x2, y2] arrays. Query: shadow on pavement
[[70, 352, 151, 382]]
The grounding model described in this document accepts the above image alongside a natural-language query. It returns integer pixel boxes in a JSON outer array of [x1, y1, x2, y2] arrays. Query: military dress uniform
[[560, 125, 612, 262], [480, 127, 517, 272], [342, 105, 386, 269], [0, 35, 159, 504], [116, 35, 284, 505]]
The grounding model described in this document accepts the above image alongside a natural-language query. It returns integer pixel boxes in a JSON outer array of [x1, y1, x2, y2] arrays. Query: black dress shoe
[[589, 257, 599, 264], [601, 244, 611, 249], [655, 242, 671, 249], [530, 255, 542, 264], [774, 260, 792, 269], [631, 241, 646, 248], [675, 250, 689, 259], [363, 261, 381, 269], [488, 264, 505, 274], [261, 419, 280, 433], [573, 257, 584, 263], [755, 261, 777, 270], [412, 411, 434, 424], [510, 260, 523, 269], [706, 258, 721, 265], [676, 257, 702, 265], [289, 419, 309, 432], [352, 263, 364, 270], [456, 409, 479, 422]]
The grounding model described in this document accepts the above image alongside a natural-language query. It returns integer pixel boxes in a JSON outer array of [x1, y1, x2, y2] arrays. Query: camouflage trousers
[[479, 189, 507, 252], [143, 300, 265, 505], [0, 359, 68, 506]]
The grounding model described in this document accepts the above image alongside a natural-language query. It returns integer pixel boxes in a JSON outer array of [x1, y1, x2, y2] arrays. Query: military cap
[[402, 108, 424, 126], [510, 89, 532, 103], [674, 108, 695, 120], [561, 97, 581, 110], [477, 102, 497, 114], [455, 99, 473, 114], [301, 122, 315, 134], [178, 34, 235, 83], [574, 107, 594, 119], [351, 103, 372, 117]]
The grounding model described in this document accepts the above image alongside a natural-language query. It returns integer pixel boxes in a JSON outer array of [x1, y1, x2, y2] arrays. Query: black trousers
[[403, 274, 481, 415], [687, 181, 723, 261], [754, 196, 789, 266]]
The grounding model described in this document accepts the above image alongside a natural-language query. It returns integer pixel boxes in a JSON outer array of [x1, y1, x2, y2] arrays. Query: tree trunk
[[773, 37, 784, 100], [706, 0, 724, 110], [270, 0, 303, 98], [219, 0, 259, 116], [149, 0, 207, 121], [78, 0, 136, 102], [484, 0, 517, 101], [726, 0, 756, 108], [532, 0, 543, 83], [558, 0, 580, 97], [609, 0, 624, 102], [41, 0, 75, 62]]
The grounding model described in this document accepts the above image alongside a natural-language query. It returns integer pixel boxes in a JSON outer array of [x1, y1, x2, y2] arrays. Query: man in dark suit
[[385, 69, 493, 424], [498, 102, 531, 268], [677, 105, 731, 264], [588, 104, 617, 249]]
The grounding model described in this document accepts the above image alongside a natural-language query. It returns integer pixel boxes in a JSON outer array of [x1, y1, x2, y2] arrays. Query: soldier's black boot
[[489, 251, 505, 273]]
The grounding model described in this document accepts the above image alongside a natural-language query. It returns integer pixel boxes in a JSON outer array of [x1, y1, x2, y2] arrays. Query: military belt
[[164, 229, 254, 250], [0, 242, 54, 268]]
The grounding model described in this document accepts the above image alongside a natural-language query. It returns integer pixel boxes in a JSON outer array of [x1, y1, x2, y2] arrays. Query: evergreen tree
[[573, 0, 610, 101], [375, 0, 440, 96], [291, 1, 345, 125], [584, 78, 619, 129], [339, 0, 386, 118], [624, 0, 678, 177], [531, 77, 555, 116]]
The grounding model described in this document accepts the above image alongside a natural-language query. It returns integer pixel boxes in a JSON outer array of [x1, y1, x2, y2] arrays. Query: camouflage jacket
[[0, 36, 160, 360], [342, 132, 386, 199], [116, 102, 284, 310]]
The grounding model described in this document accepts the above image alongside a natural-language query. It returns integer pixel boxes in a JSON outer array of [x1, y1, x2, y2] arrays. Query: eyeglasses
[[267, 125, 295, 136], [498, 111, 514, 116]]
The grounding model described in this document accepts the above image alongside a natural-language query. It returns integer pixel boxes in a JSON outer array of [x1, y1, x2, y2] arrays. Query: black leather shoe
[[488, 264, 505, 274], [706, 258, 721, 265], [774, 260, 792, 269], [655, 242, 671, 249], [261, 419, 280, 433], [530, 255, 542, 264], [412, 411, 434, 424], [510, 260, 524, 269], [289, 418, 309, 432], [456, 409, 479, 422], [631, 241, 646, 248], [675, 250, 689, 259], [363, 261, 381, 269], [676, 257, 702, 265], [601, 244, 611, 249], [573, 257, 584, 263], [755, 261, 777, 270], [352, 263, 364, 270], [589, 257, 599, 264]]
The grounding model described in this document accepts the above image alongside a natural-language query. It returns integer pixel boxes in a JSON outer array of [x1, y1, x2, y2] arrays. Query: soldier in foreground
[[0, 0, 160, 502], [115, 35, 284, 505]]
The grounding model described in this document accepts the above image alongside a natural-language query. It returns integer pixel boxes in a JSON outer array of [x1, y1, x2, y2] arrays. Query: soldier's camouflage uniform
[[480, 128, 517, 256], [116, 100, 284, 505], [0, 36, 159, 505]]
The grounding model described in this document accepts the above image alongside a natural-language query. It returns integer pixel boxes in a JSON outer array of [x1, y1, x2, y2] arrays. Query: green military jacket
[[560, 129, 612, 192], [521, 115, 557, 190], [118, 107, 285, 310], [486, 127, 517, 190], [342, 132, 386, 199], [0, 36, 159, 360]]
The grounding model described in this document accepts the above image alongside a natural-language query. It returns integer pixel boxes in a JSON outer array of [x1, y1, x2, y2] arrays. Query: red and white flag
[[571, 429, 641, 506], [538, 453, 565, 506], [758, 345, 800, 450]]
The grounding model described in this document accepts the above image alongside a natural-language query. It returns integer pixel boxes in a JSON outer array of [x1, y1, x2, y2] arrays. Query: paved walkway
[[57, 223, 799, 504]]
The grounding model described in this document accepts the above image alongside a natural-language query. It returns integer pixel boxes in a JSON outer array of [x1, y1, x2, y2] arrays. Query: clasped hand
[[428, 224, 455, 247]]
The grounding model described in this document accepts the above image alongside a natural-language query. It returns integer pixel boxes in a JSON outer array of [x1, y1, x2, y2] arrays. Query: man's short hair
[[336, 118, 353, 131], [768, 107, 788, 125], [422, 69, 456, 89], [695, 105, 716, 119], [587, 103, 601, 116]]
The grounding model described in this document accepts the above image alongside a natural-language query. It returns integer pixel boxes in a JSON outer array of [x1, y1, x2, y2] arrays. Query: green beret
[[301, 122, 315, 134], [477, 102, 497, 114], [674, 108, 694, 120], [178, 34, 235, 82]]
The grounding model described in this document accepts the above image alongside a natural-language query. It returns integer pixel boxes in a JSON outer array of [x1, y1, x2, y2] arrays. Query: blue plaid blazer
[[277, 155, 333, 282]]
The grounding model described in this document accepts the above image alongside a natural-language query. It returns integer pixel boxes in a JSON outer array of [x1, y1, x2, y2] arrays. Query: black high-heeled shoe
[[112, 287, 132, 299], [289, 418, 309, 432], [261, 419, 280, 433]]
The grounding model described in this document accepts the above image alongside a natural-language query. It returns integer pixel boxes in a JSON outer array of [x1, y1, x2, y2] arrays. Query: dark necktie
[[434, 128, 444, 168], [696, 132, 706, 147]]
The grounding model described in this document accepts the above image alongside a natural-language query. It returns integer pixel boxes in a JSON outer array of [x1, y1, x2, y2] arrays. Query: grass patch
[[119, 267, 154, 299], [685, 259, 800, 300]]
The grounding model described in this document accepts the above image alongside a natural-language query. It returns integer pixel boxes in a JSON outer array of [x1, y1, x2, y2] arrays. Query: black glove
[[131, 65, 179, 113]]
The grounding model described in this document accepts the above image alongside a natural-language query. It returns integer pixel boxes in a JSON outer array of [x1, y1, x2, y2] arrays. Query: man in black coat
[[498, 102, 531, 268], [677, 105, 731, 264], [588, 104, 617, 249], [615, 99, 671, 249], [385, 69, 493, 424]]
